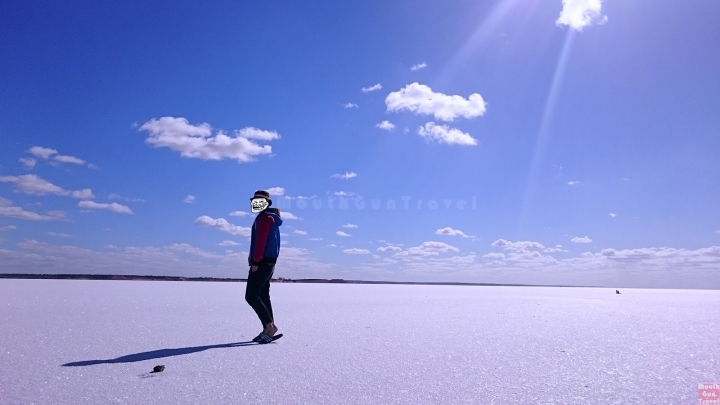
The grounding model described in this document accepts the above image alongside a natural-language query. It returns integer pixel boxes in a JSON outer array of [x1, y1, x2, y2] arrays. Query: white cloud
[[327, 244, 337, 247], [53, 155, 85, 165], [571, 236, 593, 243], [331, 172, 357, 179], [309, 237, 323, 241], [234, 127, 280, 141], [19, 158, 36, 169], [377, 246, 402, 253], [344, 248, 370, 254], [219, 240, 240, 246], [342, 223, 358, 228], [184, 195, 196, 203], [0, 174, 94, 199], [229, 211, 250, 217], [195, 216, 251, 237], [71, 189, 95, 199], [491, 239, 545, 251], [333, 191, 356, 197], [417, 122, 477, 146], [556, 0, 607, 31], [376, 121, 396, 131], [435, 227, 471, 237], [1, 225, 18, 231], [336, 231, 351, 237], [361, 84, 382, 93], [28, 147, 57, 159], [568, 181, 583, 186], [0, 198, 66, 221], [138, 117, 278, 163], [716, 230, 720, 234], [609, 213, 617, 218], [293, 230, 307, 235], [393, 241, 460, 258], [344, 103, 358, 108], [482, 252, 506, 260], [27, 146, 90, 167], [279, 211, 301, 220], [266, 187, 285, 196], [78, 201, 134, 215], [411, 62, 427, 71], [48, 232, 72, 238], [386, 83, 487, 122]]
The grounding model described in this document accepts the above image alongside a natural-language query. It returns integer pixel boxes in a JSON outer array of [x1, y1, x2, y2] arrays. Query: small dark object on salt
[[616, 290, 621, 294], [153, 365, 165, 373]]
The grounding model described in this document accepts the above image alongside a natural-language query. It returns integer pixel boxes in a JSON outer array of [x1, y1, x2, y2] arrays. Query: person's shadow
[[62, 340, 261, 367]]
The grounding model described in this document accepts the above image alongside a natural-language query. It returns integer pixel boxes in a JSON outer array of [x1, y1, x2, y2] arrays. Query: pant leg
[[245, 263, 275, 326], [259, 264, 275, 323]]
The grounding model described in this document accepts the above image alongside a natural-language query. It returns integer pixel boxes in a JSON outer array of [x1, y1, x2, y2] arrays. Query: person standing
[[246, 190, 283, 344]]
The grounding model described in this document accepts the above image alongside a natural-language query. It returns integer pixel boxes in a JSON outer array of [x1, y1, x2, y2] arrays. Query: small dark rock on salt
[[153, 365, 165, 373]]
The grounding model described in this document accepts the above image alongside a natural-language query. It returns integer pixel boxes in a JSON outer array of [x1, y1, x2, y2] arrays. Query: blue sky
[[1, 0, 719, 288]]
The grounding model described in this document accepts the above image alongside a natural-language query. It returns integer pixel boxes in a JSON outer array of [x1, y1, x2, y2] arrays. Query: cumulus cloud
[[229, 211, 250, 217], [609, 213, 617, 218], [342, 223, 358, 228], [327, 244, 337, 247], [28, 147, 58, 159], [361, 84, 382, 93], [386, 83, 487, 122], [571, 236, 592, 243], [568, 181, 583, 186], [280, 211, 301, 220], [377, 246, 402, 253], [219, 240, 240, 246], [184, 195, 196, 203], [53, 155, 85, 165], [27, 146, 90, 166], [344, 103, 358, 108], [1, 225, 18, 231], [309, 237, 323, 241], [336, 231, 351, 237], [491, 239, 545, 251], [435, 227, 471, 237], [138, 117, 278, 163], [78, 201, 133, 214], [556, 0, 607, 31], [482, 252, 506, 260], [293, 230, 307, 235], [331, 172, 357, 179], [19, 158, 36, 169], [344, 248, 370, 254], [411, 62, 427, 71], [266, 187, 285, 196], [333, 191, 357, 197], [376, 121, 396, 131], [0, 174, 95, 199], [417, 122, 477, 146], [195, 216, 251, 237], [394, 241, 460, 258], [0, 197, 66, 221]]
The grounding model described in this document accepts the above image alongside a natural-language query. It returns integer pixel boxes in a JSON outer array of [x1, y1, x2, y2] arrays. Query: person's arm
[[251, 214, 274, 265]]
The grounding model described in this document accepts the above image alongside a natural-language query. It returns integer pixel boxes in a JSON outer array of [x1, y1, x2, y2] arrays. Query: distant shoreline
[[0, 273, 601, 288]]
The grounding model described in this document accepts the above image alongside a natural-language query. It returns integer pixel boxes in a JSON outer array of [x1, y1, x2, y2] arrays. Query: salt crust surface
[[1, 280, 718, 404]]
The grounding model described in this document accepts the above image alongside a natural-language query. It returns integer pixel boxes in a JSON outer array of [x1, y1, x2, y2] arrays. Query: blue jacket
[[248, 210, 282, 265]]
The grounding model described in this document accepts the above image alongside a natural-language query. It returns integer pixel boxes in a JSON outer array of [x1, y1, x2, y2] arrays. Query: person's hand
[[251, 265, 258, 272]]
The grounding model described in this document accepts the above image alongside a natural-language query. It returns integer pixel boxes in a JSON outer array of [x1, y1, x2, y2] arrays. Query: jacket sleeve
[[251, 214, 274, 264]]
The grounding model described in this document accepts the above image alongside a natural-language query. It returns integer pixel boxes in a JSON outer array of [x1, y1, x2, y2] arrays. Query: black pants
[[245, 263, 275, 327]]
